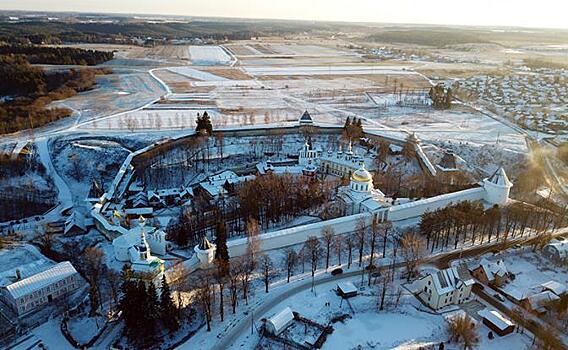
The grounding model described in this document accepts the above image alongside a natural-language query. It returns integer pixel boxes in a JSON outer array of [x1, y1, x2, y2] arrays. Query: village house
[[470, 258, 509, 287], [415, 266, 475, 310], [520, 291, 560, 315]]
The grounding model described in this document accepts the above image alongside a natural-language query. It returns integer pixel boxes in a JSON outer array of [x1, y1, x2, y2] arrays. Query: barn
[[477, 309, 515, 336]]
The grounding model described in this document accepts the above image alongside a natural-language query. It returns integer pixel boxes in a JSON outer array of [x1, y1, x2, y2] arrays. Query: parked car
[[331, 268, 343, 276]]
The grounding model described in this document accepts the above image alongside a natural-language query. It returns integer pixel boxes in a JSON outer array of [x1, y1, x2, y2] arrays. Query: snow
[[244, 65, 415, 76], [21, 318, 75, 350], [477, 309, 514, 331], [325, 309, 442, 349], [36, 138, 73, 213], [485, 250, 568, 297], [67, 315, 106, 344], [167, 66, 228, 81], [189, 46, 232, 65], [5, 261, 77, 299]]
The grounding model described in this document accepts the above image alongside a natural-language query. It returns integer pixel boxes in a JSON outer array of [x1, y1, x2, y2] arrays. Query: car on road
[[331, 268, 343, 276]]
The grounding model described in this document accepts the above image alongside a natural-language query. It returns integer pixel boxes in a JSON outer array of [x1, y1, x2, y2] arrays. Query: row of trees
[[420, 200, 565, 253], [187, 216, 429, 333]]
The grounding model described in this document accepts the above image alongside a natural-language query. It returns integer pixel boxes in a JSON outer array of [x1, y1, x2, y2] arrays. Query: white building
[[298, 140, 321, 166], [415, 266, 475, 310], [319, 142, 365, 178], [483, 167, 513, 206], [337, 162, 389, 215], [112, 217, 166, 275], [0, 261, 81, 316]]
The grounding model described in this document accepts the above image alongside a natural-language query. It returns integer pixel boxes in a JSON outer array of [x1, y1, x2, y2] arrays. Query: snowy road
[[36, 138, 73, 215]]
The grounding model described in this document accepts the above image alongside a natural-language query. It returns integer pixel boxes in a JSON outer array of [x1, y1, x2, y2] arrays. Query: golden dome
[[351, 167, 372, 182]]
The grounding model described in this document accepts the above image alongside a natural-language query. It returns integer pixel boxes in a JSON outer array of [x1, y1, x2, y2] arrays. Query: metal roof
[[4, 261, 78, 299]]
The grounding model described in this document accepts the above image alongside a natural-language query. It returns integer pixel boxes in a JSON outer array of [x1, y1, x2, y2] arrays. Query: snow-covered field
[[189, 45, 233, 65], [167, 67, 228, 81], [244, 65, 416, 76]]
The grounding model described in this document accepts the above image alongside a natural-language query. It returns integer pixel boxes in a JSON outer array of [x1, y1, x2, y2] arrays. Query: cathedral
[[337, 162, 389, 215]]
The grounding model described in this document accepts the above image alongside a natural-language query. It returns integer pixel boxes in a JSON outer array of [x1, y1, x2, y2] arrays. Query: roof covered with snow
[[478, 258, 508, 281], [540, 281, 567, 296], [477, 309, 514, 330], [428, 266, 474, 295], [299, 110, 314, 124], [4, 261, 78, 299], [267, 307, 295, 334], [337, 282, 358, 294]]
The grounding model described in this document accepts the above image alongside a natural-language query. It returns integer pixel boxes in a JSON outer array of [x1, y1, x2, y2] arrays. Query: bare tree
[[399, 229, 426, 281], [195, 271, 214, 332], [304, 236, 321, 291], [356, 217, 367, 267], [83, 246, 105, 316], [214, 260, 227, 322], [258, 254, 274, 293], [447, 314, 479, 350], [377, 267, 393, 311], [380, 221, 392, 258], [345, 233, 354, 269], [246, 218, 261, 268], [322, 226, 334, 270], [333, 234, 343, 266], [228, 263, 240, 314], [283, 248, 297, 283]]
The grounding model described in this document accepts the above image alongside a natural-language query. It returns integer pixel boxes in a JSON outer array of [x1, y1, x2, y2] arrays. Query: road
[[36, 138, 73, 216]]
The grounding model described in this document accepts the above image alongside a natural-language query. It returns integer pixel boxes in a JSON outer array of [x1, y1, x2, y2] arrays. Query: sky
[[1, 0, 568, 29]]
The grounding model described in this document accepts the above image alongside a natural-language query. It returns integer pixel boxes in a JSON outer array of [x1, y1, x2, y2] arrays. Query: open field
[[188, 45, 233, 65]]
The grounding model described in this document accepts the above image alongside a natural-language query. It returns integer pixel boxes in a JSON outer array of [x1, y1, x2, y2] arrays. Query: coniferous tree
[[160, 275, 179, 332], [343, 116, 351, 128], [215, 217, 230, 275]]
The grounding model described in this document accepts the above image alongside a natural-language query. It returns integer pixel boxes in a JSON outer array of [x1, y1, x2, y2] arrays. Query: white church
[[297, 138, 513, 220], [112, 217, 166, 275]]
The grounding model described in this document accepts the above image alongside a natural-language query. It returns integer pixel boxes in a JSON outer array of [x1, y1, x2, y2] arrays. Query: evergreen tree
[[215, 217, 230, 275], [195, 111, 213, 135], [356, 118, 362, 128], [343, 116, 351, 128], [159, 275, 179, 332]]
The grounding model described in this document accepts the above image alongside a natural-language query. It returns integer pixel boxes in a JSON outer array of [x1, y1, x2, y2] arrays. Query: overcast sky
[[2, 0, 567, 29]]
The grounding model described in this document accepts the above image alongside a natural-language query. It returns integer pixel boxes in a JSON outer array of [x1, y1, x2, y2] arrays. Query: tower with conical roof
[[194, 235, 216, 267], [483, 167, 513, 205]]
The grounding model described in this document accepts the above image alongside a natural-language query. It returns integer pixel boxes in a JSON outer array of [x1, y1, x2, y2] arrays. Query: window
[[424, 286, 428, 292]]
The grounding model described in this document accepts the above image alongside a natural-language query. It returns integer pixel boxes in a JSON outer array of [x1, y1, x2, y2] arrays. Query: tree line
[[0, 55, 111, 134], [0, 44, 114, 65], [419, 200, 565, 253]]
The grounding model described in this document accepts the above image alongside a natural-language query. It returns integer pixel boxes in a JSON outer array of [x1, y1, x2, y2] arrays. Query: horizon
[[2, 0, 568, 30]]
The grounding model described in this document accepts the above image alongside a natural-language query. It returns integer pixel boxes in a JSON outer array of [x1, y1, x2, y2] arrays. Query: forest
[[0, 19, 335, 45], [0, 54, 111, 134], [0, 44, 114, 65]]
